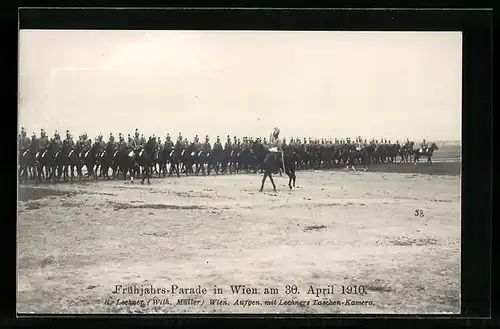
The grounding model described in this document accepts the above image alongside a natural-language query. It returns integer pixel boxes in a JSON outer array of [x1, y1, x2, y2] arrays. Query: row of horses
[[18, 138, 297, 191], [18, 139, 439, 191]]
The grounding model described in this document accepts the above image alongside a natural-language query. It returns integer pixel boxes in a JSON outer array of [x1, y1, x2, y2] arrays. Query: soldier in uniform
[[193, 135, 202, 153], [263, 137, 268, 146], [21, 127, 30, 149], [420, 139, 428, 152], [86, 134, 92, 148], [224, 135, 232, 151], [118, 133, 125, 148], [128, 134, 135, 149], [157, 136, 163, 151], [140, 134, 146, 146], [21, 127, 27, 139], [202, 135, 212, 154], [280, 137, 287, 151], [233, 136, 238, 150], [109, 133, 115, 145], [268, 127, 282, 151], [164, 134, 174, 149], [65, 130, 74, 149], [40, 129, 49, 151], [53, 130, 61, 149], [214, 136, 222, 151], [134, 132, 140, 148], [97, 133, 104, 148]]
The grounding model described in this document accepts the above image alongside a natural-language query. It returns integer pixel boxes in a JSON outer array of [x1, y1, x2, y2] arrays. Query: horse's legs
[[141, 165, 146, 184], [18, 166, 24, 184], [259, 172, 268, 192], [269, 173, 277, 192]]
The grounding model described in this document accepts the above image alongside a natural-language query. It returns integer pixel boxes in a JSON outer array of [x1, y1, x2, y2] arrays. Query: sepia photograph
[[17, 29, 462, 314]]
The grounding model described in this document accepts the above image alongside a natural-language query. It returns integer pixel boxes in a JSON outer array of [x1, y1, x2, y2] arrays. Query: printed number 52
[[414, 209, 424, 217]]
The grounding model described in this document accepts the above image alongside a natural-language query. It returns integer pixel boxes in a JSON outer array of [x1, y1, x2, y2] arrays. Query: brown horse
[[413, 143, 439, 164]]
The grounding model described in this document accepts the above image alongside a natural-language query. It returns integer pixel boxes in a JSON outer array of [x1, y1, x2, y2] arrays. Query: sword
[[281, 149, 286, 174]]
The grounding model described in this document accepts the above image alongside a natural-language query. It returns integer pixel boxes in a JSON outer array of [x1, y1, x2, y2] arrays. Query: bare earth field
[[17, 161, 461, 314]]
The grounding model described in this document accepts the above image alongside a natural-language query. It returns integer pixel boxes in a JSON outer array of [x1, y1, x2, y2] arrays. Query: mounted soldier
[[420, 139, 428, 153], [134, 131, 140, 148], [65, 130, 75, 149], [39, 129, 49, 151], [128, 134, 135, 149], [213, 136, 222, 152], [202, 135, 212, 153], [224, 135, 232, 151], [109, 132, 115, 146], [53, 130, 62, 149], [193, 135, 202, 153], [164, 134, 174, 149], [157, 137, 163, 151]]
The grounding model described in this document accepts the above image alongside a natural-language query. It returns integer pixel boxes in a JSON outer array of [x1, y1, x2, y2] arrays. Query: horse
[[134, 139, 155, 184], [18, 140, 38, 183], [359, 144, 375, 171], [229, 149, 242, 174], [55, 139, 72, 182], [180, 144, 197, 176], [99, 142, 116, 179], [82, 143, 100, 180], [35, 139, 59, 184], [398, 143, 411, 163], [221, 147, 233, 174], [211, 146, 224, 174], [195, 150, 216, 176], [252, 143, 296, 192], [157, 145, 173, 177], [68, 141, 83, 180], [168, 143, 183, 177], [413, 143, 439, 164], [115, 146, 137, 183]]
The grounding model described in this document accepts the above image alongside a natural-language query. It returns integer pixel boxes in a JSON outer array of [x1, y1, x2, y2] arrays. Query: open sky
[[18, 30, 462, 142]]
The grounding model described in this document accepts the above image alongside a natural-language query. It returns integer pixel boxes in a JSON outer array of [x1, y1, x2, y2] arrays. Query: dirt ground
[[17, 163, 461, 314]]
